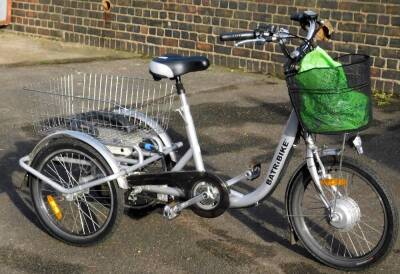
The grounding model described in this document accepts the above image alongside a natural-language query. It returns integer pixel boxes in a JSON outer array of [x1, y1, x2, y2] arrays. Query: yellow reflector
[[320, 178, 347, 187], [47, 195, 63, 220]]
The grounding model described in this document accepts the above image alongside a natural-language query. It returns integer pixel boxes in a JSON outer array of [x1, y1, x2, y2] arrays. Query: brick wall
[[9, 0, 400, 93]]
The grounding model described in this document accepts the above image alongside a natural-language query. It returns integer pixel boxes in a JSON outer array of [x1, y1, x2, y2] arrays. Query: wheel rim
[[37, 149, 114, 237], [293, 165, 388, 262]]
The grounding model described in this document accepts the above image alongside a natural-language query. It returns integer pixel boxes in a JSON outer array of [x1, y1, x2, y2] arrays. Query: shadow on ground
[[0, 139, 40, 228]]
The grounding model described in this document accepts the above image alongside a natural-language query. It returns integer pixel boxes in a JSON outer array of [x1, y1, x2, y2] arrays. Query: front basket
[[286, 54, 372, 134]]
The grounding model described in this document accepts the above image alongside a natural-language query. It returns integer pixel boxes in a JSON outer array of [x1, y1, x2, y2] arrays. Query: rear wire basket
[[23, 73, 177, 146], [286, 54, 372, 134]]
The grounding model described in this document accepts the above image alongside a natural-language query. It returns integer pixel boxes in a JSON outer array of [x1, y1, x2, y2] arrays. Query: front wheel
[[287, 156, 398, 270]]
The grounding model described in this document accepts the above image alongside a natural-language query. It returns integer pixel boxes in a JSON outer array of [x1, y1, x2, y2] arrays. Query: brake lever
[[235, 38, 266, 47]]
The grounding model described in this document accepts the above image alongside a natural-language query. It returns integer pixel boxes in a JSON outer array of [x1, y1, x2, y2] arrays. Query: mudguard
[[28, 130, 128, 189]]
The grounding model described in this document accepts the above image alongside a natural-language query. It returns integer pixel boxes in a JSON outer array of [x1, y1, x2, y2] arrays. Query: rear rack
[[23, 72, 177, 146]]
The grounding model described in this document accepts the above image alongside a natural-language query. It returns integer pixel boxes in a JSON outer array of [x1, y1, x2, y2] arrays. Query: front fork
[[304, 134, 333, 209], [305, 133, 363, 212]]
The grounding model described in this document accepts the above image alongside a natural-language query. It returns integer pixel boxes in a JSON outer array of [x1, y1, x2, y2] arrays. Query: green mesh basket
[[286, 47, 372, 134]]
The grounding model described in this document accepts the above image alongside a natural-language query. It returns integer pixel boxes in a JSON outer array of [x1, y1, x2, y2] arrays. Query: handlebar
[[219, 11, 320, 63], [220, 31, 256, 42]]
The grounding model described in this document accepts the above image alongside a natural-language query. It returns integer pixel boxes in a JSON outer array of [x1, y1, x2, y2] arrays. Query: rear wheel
[[29, 137, 124, 246], [288, 156, 398, 270]]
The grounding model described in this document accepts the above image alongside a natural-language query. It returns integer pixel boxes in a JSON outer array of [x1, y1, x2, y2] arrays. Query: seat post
[[175, 77, 205, 171]]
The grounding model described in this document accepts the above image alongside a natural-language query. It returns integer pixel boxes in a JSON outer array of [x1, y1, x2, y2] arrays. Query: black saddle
[[149, 54, 210, 80]]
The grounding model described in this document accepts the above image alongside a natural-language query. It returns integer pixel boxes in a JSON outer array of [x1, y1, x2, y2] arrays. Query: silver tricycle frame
[[19, 91, 331, 211], [19, 18, 333, 214]]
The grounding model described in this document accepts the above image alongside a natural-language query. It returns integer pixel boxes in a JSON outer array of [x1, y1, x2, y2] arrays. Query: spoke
[[81, 194, 96, 231], [86, 193, 112, 210], [318, 230, 331, 250], [351, 226, 373, 251], [79, 204, 100, 230], [68, 152, 73, 184], [57, 155, 75, 188], [306, 216, 328, 231], [80, 207, 92, 234], [90, 188, 112, 192], [46, 160, 69, 188], [353, 227, 366, 256], [346, 231, 359, 257], [306, 200, 326, 205], [339, 232, 351, 257], [302, 206, 326, 211], [43, 167, 60, 184], [348, 173, 355, 196], [69, 201, 79, 233], [287, 214, 328, 217], [304, 194, 324, 203], [78, 153, 83, 182], [58, 154, 79, 187], [359, 220, 382, 235], [85, 193, 110, 215], [40, 184, 58, 195], [83, 197, 108, 221], [59, 154, 104, 192], [76, 199, 86, 235], [75, 199, 100, 233]]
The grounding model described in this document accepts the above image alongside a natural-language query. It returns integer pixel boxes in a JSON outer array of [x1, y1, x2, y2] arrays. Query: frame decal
[[266, 139, 290, 184]]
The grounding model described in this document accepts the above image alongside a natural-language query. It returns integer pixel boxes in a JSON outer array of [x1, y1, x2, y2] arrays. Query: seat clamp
[[175, 80, 186, 95]]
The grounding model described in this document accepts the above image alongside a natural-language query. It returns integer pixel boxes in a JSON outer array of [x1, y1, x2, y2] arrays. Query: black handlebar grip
[[290, 11, 318, 24], [290, 12, 303, 22], [219, 31, 256, 42]]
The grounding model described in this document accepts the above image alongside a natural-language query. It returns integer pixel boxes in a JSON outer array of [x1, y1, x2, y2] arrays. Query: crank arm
[[163, 192, 208, 220]]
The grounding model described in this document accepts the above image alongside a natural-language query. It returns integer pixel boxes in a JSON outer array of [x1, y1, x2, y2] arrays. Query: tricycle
[[19, 11, 397, 271]]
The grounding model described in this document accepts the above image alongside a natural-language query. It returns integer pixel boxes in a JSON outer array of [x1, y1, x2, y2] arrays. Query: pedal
[[163, 204, 180, 220], [247, 163, 261, 180]]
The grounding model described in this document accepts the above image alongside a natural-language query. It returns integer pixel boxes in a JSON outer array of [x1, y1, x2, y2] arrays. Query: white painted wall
[[0, 0, 8, 23]]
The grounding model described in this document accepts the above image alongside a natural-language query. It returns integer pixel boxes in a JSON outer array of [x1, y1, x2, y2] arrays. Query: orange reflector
[[320, 178, 347, 187], [47, 195, 63, 220]]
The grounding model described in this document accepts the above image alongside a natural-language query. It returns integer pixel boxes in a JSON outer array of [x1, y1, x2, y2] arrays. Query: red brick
[[163, 38, 178, 47], [196, 42, 212, 51]]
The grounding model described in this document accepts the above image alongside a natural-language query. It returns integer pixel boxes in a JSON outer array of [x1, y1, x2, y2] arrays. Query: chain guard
[[127, 171, 230, 217]]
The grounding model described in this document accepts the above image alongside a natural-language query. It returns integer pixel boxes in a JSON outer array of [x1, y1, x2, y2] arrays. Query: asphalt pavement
[[0, 32, 399, 273]]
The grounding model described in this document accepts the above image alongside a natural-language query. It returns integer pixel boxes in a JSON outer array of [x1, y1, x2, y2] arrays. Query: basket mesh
[[286, 54, 372, 134], [23, 73, 177, 146]]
